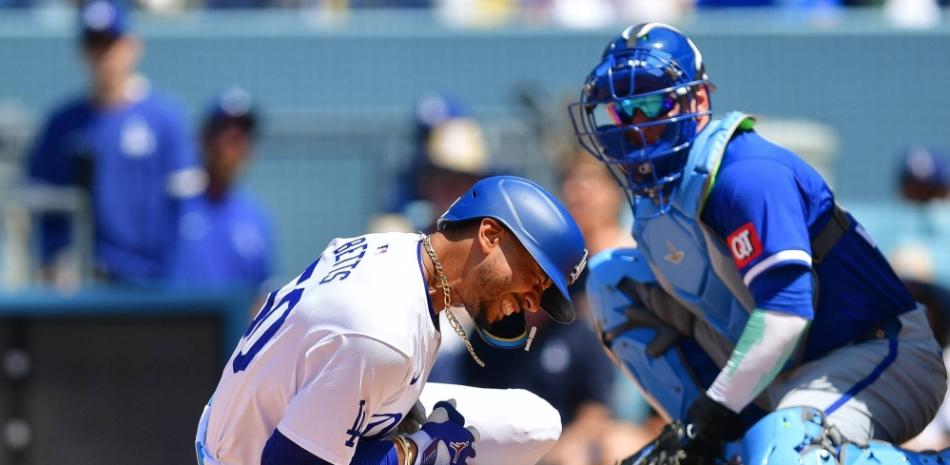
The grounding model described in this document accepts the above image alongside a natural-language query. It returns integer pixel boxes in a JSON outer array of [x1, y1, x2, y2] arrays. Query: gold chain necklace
[[422, 235, 485, 367]]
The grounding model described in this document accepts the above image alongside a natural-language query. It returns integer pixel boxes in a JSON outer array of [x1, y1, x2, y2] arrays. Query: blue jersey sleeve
[[26, 105, 82, 264], [704, 154, 814, 317], [28, 112, 70, 184]]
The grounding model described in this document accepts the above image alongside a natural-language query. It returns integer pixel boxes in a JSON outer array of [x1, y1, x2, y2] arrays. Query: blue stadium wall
[[0, 9, 947, 281]]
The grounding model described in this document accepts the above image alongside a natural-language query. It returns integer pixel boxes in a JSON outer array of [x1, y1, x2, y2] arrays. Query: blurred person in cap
[[377, 93, 492, 385], [888, 146, 950, 287], [369, 92, 489, 234], [169, 87, 275, 298], [25, 0, 202, 285], [899, 145, 949, 204], [888, 146, 950, 451]]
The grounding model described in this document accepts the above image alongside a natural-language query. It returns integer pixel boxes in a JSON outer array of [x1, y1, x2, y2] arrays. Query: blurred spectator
[[24, 0, 202, 286], [350, 0, 431, 7], [898, 145, 949, 204], [560, 149, 634, 259], [895, 146, 950, 450], [203, 0, 269, 8], [369, 92, 489, 234], [168, 87, 275, 296], [884, 0, 942, 28], [888, 146, 950, 286], [378, 92, 491, 385], [525, 0, 688, 29]]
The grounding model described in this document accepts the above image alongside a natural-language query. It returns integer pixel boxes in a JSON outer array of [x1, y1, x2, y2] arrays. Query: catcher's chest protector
[[632, 111, 757, 344]]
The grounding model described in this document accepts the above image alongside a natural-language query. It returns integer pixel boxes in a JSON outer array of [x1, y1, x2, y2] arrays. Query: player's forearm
[[706, 309, 809, 413]]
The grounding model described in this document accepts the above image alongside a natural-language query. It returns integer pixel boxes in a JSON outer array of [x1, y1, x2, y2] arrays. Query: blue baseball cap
[[900, 146, 949, 189], [79, 0, 131, 42], [414, 92, 468, 132], [202, 86, 259, 136]]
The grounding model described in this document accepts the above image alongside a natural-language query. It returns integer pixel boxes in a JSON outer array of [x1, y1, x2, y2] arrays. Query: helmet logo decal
[[569, 249, 589, 285]]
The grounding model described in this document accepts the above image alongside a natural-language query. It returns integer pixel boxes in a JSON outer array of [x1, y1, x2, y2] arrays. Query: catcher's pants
[[764, 307, 947, 445]]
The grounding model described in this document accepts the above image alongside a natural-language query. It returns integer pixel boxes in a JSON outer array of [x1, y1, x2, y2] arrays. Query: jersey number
[[231, 259, 319, 373]]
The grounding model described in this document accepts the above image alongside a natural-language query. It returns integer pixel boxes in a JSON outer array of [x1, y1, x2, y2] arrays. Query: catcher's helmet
[[569, 23, 711, 211], [438, 176, 588, 348]]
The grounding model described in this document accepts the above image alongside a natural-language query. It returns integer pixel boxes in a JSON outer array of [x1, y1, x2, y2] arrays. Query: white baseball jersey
[[201, 232, 442, 465]]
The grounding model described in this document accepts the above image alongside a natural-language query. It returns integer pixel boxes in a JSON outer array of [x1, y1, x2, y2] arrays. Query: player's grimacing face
[[469, 232, 551, 325]]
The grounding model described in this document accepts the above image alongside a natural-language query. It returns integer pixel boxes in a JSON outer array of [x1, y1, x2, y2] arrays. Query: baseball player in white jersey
[[196, 176, 588, 465]]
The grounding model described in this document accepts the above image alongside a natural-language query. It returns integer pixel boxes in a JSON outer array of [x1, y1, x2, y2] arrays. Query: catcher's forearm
[[707, 309, 809, 412]]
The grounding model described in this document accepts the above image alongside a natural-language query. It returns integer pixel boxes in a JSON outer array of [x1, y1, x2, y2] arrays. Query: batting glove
[[407, 399, 479, 465]]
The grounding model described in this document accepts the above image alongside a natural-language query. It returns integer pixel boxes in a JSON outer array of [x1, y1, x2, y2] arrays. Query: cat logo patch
[[727, 222, 762, 268]]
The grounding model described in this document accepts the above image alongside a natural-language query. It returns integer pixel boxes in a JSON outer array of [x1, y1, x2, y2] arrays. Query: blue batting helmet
[[437, 175, 588, 348], [569, 23, 711, 210]]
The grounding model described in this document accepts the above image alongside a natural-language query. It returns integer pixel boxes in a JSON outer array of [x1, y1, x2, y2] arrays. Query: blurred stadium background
[[0, 1, 948, 464]]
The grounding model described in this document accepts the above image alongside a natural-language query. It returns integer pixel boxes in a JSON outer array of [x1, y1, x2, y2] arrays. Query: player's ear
[[477, 218, 504, 254], [695, 85, 711, 113]]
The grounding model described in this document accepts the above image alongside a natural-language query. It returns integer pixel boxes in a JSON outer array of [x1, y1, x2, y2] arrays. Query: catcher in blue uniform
[[568, 22, 946, 465]]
